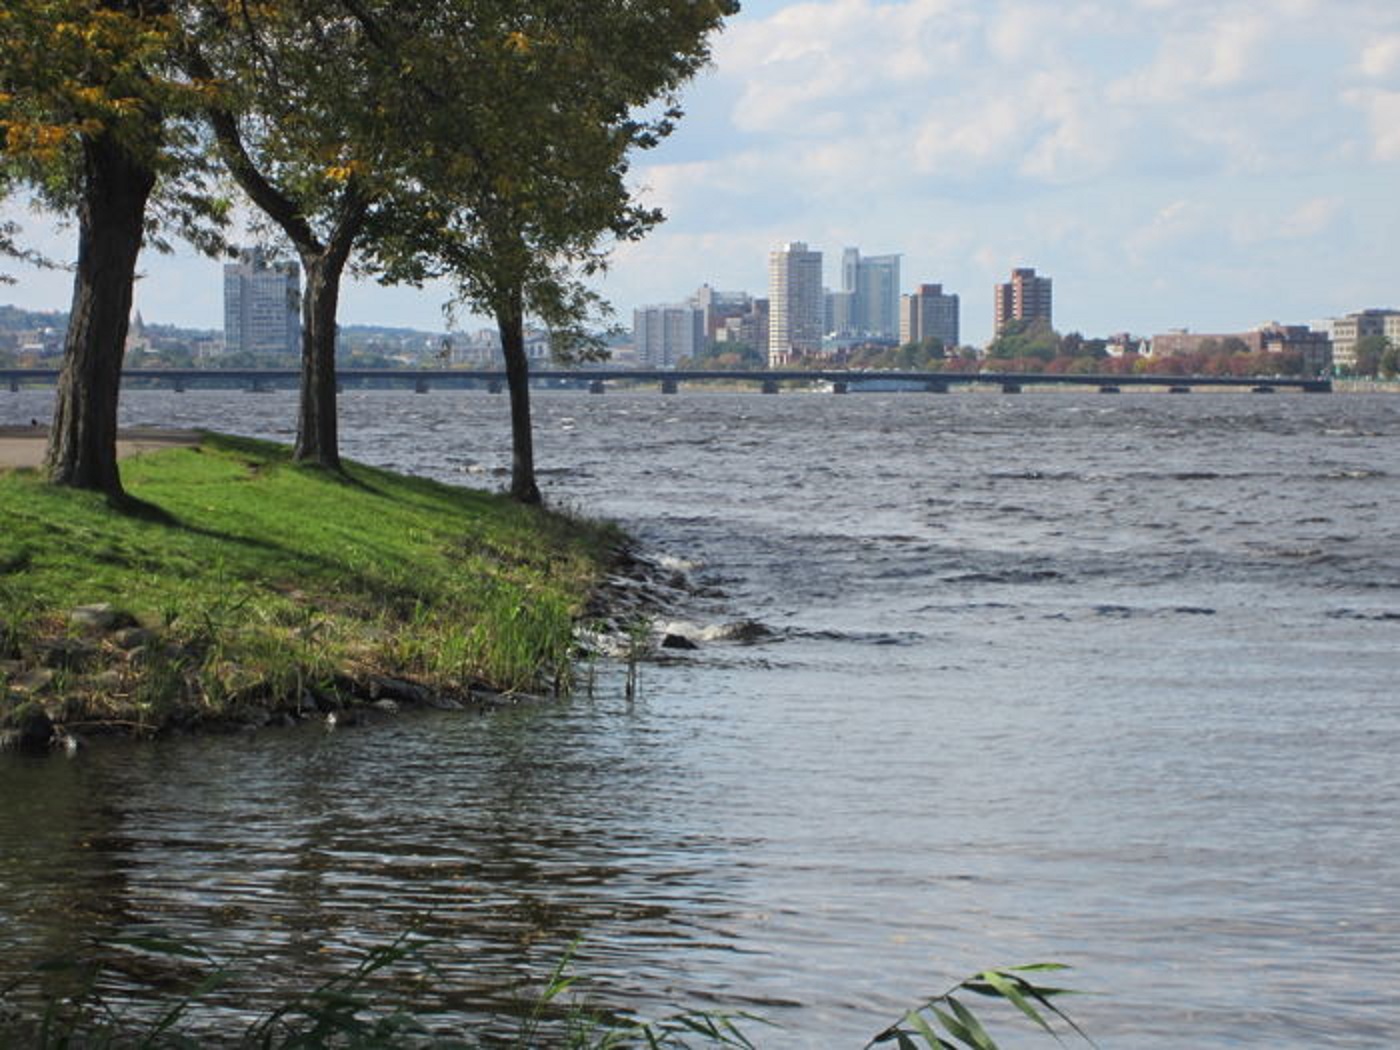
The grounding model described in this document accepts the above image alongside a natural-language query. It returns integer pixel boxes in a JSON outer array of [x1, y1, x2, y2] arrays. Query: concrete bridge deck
[[3, 367, 1333, 394]]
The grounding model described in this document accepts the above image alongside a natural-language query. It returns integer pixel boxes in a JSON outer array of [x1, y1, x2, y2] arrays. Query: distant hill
[[0, 304, 68, 333]]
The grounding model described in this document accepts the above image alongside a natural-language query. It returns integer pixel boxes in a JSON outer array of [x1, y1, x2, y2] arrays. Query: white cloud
[[1344, 88, 1400, 160], [6, 0, 1398, 343], [1230, 196, 1344, 246], [1360, 35, 1400, 79]]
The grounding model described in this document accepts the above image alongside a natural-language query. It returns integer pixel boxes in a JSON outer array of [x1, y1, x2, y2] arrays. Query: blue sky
[[4, 0, 1398, 346]]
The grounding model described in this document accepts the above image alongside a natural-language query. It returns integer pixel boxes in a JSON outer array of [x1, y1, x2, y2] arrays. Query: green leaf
[[974, 970, 1056, 1036], [931, 1004, 978, 1046], [948, 996, 999, 1050], [907, 1010, 959, 1049]]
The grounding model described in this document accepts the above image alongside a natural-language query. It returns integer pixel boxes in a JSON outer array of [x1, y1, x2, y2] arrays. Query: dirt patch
[[0, 426, 202, 470]]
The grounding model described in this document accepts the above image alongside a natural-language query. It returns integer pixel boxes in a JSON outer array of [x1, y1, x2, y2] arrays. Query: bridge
[[3, 366, 1333, 395]]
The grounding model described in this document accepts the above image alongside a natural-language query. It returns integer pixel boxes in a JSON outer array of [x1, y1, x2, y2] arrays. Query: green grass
[[0, 433, 622, 736]]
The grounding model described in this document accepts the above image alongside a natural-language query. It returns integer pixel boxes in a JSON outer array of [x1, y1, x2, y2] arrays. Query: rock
[[112, 627, 156, 650], [713, 619, 774, 644], [90, 669, 125, 694], [10, 668, 56, 695], [33, 638, 99, 670], [659, 632, 699, 650], [70, 603, 131, 631], [365, 675, 428, 705], [372, 698, 401, 714], [4, 705, 54, 751], [423, 693, 465, 711]]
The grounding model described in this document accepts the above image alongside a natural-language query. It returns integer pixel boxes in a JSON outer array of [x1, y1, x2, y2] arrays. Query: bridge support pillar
[[414, 378, 429, 394], [761, 379, 780, 395], [1001, 382, 1022, 394], [660, 378, 678, 394], [487, 380, 503, 394], [249, 378, 267, 393], [173, 378, 185, 393], [10, 378, 20, 393], [924, 380, 949, 393], [336, 382, 343, 395], [1168, 385, 1191, 394], [832, 381, 848, 394], [589, 380, 606, 394], [1098, 385, 1120, 394]]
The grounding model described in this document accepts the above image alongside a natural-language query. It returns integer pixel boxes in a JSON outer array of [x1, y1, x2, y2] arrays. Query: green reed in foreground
[[0, 926, 1091, 1048]]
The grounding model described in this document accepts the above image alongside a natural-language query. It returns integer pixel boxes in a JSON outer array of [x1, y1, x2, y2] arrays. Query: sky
[[4, 0, 1399, 347]]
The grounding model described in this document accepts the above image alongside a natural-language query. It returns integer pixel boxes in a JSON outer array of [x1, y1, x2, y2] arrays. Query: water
[[3, 387, 1399, 1046]]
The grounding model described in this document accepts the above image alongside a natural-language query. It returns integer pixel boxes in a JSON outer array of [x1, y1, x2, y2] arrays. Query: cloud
[[1231, 196, 1344, 246], [6, 0, 1397, 343], [1360, 35, 1400, 79], [1344, 88, 1400, 160]]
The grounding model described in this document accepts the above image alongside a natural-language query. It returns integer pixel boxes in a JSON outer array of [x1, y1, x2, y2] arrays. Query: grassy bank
[[0, 433, 621, 744]]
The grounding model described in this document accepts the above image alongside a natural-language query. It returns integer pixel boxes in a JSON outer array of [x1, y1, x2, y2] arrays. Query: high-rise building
[[993, 267, 1052, 335], [633, 303, 703, 368], [899, 283, 960, 349], [825, 289, 855, 336], [839, 248, 901, 338], [223, 247, 300, 356], [693, 285, 753, 342], [768, 242, 823, 365]]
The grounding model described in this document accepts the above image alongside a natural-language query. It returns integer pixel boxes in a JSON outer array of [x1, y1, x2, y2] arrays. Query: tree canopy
[[368, 0, 737, 502], [1, 0, 228, 499]]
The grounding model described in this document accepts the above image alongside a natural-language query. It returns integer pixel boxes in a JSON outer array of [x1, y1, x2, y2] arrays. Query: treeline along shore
[[0, 432, 637, 752]]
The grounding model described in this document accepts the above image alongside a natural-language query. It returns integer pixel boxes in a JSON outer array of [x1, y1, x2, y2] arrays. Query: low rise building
[[1331, 309, 1400, 372], [1151, 323, 1332, 374]]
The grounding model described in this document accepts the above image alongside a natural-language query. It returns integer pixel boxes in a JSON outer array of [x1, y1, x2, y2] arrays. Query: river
[[2, 386, 1398, 1046]]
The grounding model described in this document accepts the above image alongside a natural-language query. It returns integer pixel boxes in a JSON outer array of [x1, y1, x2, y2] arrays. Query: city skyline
[[2, 0, 1397, 345]]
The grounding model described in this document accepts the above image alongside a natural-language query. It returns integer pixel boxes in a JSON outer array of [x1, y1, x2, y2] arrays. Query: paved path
[[0, 426, 201, 470]]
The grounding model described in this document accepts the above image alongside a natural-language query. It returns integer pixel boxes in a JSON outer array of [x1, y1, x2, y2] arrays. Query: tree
[[683, 340, 764, 371], [182, 1, 404, 471], [986, 318, 1060, 363], [1351, 334, 1389, 378], [1, 0, 226, 501], [373, 0, 737, 503]]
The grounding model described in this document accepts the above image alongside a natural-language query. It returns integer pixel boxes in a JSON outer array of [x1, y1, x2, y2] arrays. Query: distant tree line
[[983, 319, 1315, 378]]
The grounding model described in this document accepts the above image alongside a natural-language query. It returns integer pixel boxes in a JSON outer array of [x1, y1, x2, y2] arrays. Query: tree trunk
[[497, 294, 540, 505], [45, 131, 156, 500], [294, 252, 346, 470]]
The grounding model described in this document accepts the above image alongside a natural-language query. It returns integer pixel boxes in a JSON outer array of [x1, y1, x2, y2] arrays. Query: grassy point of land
[[0, 433, 622, 745]]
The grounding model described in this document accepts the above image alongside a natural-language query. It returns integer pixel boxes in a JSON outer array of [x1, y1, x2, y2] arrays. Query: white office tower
[[768, 242, 824, 365], [223, 247, 301, 356]]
